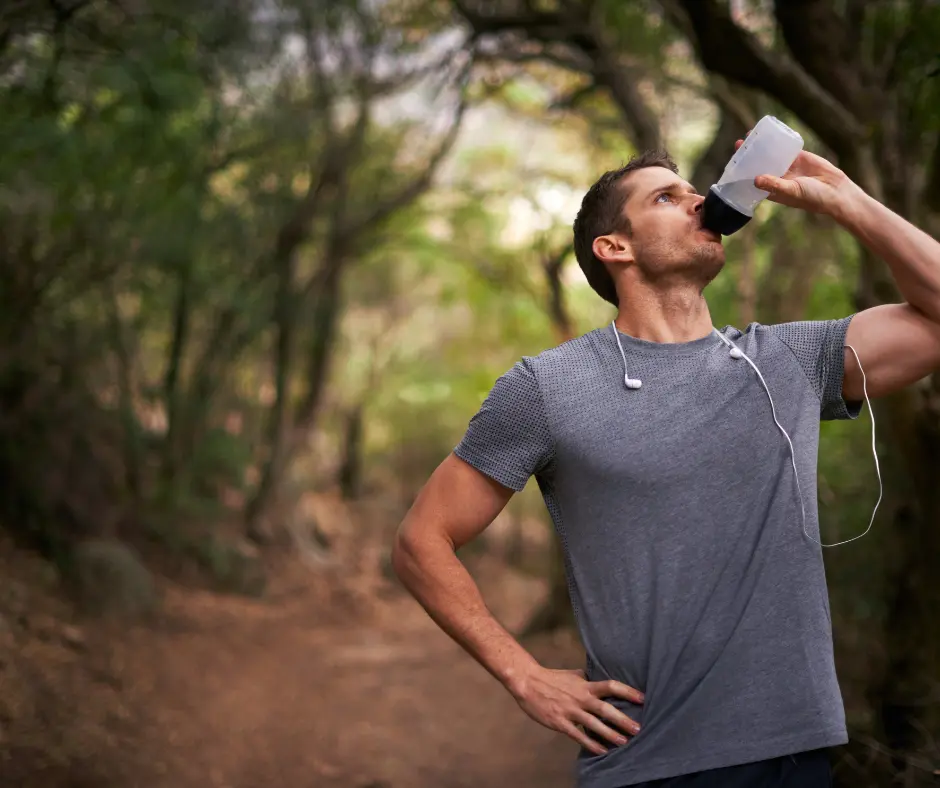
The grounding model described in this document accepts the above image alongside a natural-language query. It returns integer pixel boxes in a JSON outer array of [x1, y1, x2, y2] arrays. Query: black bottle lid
[[701, 187, 752, 236]]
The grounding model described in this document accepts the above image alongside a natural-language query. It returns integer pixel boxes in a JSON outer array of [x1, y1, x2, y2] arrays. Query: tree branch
[[706, 74, 761, 131], [456, 1, 661, 150], [772, 0, 871, 121], [203, 138, 278, 176], [548, 80, 596, 111], [475, 42, 594, 74], [350, 64, 472, 234], [669, 0, 866, 157], [689, 106, 751, 194], [542, 240, 574, 342], [454, 1, 568, 39], [591, 49, 660, 150]]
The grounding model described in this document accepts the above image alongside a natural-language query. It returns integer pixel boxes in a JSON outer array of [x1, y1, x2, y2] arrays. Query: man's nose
[[690, 194, 705, 215]]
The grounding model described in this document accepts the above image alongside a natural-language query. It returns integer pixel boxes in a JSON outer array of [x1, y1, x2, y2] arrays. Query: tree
[[239, 0, 473, 541], [0, 0, 474, 559]]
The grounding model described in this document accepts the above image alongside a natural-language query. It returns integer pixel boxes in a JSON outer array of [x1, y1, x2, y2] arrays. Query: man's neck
[[613, 285, 714, 344]]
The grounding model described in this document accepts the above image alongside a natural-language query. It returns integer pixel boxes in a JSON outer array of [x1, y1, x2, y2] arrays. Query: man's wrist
[[829, 180, 871, 229], [499, 654, 542, 700]]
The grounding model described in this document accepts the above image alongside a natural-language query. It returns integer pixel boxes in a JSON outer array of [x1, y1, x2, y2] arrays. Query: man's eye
[[655, 192, 672, 203]]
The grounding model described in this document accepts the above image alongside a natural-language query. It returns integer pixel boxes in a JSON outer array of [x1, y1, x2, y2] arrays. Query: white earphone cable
[[612, 320, 633, 386], [819, 344, 881, 548], [721, 335, 881, 548], [615, 324, 882, 548]]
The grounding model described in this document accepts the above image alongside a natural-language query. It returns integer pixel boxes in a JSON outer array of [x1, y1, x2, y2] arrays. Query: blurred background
[[1, 1, 939, 786]]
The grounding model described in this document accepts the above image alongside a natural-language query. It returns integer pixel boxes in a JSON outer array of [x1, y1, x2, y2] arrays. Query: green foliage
[[0, 0, 494, 560], [597, 0, 678, 71], [0, 1, 924, 630]]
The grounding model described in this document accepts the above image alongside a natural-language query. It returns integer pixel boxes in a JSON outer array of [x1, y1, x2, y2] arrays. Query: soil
[[0, 524, 585, 788]]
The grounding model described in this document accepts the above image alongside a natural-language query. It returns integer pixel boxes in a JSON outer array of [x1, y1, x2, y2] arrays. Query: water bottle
[[701, 115, 804, 236]]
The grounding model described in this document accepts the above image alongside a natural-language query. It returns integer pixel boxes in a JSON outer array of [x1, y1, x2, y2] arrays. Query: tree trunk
[[244, 258, 345, 540], [244, 236, 300, 543], [160, 262, 192, 490], [106, 281, 141, 499], [852, 249, 940, 786], [243, 316, 295, 543], [735, 219, 758, 325], [289, 259, 346, 456], [338, 402, 364, 500]]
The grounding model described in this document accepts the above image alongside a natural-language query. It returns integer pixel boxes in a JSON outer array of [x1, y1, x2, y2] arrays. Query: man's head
[[572, 151, 724, 307]]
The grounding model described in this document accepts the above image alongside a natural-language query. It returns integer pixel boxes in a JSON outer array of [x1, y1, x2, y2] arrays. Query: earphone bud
[[612, 321, 647, 391], [729, 347, 744, 359]]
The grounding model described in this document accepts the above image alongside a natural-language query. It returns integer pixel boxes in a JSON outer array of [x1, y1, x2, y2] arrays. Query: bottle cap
[[701, 188, 752, 236]]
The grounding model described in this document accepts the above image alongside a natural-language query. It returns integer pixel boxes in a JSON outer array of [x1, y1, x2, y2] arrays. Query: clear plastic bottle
[[701, 115, 804, 236]]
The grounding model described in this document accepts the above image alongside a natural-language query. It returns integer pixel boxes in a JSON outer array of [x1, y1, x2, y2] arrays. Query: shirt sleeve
[[767, 315, 862, 421], [453, 358, 555, 491]]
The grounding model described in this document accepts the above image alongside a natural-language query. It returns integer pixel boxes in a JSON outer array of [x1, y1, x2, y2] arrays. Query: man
[[391, 143, 940, 787]]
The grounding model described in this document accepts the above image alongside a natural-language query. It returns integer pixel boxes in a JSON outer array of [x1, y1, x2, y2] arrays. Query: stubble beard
[[691, 242, 726, 286], [637, 239, 726, 290]]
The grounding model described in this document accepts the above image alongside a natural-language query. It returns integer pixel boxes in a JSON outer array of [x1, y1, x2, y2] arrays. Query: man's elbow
[[390, 525, 419, 585], [391, 520, 447, 587]]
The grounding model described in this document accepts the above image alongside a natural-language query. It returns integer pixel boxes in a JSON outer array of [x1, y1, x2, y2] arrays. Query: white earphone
[[611, 320, 650, 390], [611, 320, 882, 548]]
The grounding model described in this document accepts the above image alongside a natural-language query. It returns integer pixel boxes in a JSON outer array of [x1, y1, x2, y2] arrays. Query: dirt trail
[[1, 541, 585, 788]]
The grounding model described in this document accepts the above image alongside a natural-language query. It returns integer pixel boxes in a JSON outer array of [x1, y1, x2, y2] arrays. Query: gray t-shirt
[[454, 317, 860, 787]]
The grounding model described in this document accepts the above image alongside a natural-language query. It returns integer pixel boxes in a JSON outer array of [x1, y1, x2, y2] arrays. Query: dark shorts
[[625, 748, 832, 787]]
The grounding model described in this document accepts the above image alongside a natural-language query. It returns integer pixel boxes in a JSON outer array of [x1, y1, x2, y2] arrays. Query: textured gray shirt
[[454, 317, 860, 787]]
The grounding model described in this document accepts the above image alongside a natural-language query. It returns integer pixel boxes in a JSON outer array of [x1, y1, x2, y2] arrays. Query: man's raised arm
[[753, 147, 940, 400]]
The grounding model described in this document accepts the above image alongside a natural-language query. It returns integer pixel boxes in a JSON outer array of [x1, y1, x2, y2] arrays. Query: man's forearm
[[392, 532, 541, 697], [835, 187, 940, 322]]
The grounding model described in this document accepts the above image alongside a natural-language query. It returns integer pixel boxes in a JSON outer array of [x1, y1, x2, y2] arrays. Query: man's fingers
[[588, 679, 645, 704], [754, 175, 809, 208], [574, 709, 631, 747], [590, 699, 641, 736], [755, 174, 800, 198], [562, 722, 608, 756]]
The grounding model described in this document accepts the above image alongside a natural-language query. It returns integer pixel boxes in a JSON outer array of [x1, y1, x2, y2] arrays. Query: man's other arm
[[392, 453, 644, 755], [392, 453, 537, 694]]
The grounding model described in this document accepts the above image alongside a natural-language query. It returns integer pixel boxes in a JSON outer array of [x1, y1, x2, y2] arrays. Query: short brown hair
[[572, 151, 679, 306]]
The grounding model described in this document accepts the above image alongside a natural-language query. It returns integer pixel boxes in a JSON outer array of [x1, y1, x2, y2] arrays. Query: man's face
[[609, 166, 725, 284]]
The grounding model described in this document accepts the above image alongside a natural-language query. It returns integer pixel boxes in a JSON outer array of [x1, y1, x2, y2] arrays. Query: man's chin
[[694, 243, 725, 267], [690, 244, 725, 283]]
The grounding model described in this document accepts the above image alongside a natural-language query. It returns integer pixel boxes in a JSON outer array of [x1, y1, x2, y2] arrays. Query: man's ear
[[592, 233, 634, 266]]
